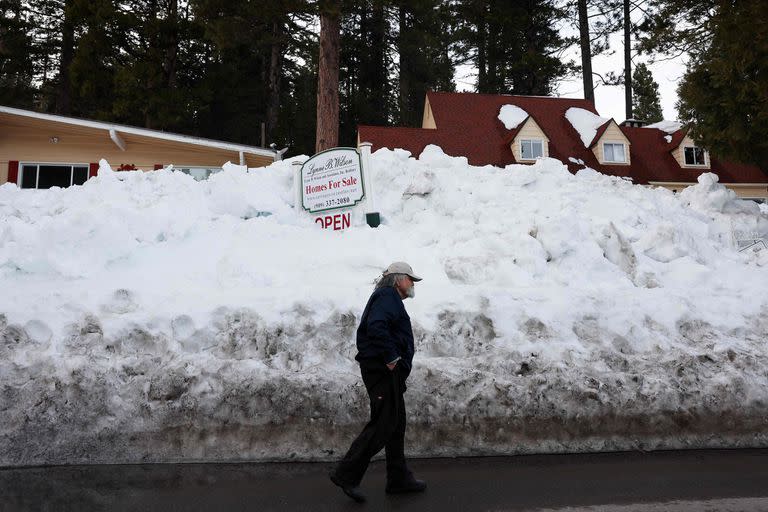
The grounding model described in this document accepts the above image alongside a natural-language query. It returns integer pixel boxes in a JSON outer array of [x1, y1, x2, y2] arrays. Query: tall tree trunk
[[476, 4, 487, 93], [487, 1, 499, 93], [56, 0, 74, 115], [578, 0, 593, 102], [370, 0, 386, 124], [266, 18, 284, 142], [398, 4, 410, 125], [316, 0, 340, 152], [624, 0, 632, 119], [163, 0, 179, 89]]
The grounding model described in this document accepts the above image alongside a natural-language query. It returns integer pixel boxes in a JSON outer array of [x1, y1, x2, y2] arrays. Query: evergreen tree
[[631, 62, 662, 123], [396, 0, 454, 127], [452, 0, 574, 96], [675, 0, 768, 168], [0, 0, 36, 107], [338, 0, 398, 146], [640, 0, 768, 169]]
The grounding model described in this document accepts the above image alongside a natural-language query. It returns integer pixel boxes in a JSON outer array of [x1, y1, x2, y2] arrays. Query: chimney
[[621, 119, 648, 128]]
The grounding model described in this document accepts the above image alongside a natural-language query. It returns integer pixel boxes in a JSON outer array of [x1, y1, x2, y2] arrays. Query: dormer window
[[603, 142, 627, 163], [684, 146, 706, 166], [520, 139, 544, 160]]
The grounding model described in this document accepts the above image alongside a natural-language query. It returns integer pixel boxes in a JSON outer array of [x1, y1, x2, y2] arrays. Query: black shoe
[[330, 473, 367, 503], [385, 478, 427, 494]]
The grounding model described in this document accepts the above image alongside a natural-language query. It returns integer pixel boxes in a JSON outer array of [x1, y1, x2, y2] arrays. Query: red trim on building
[[8, 161, 19, 184], [89, 163, 99, 178], [154, 164, 163, 170]]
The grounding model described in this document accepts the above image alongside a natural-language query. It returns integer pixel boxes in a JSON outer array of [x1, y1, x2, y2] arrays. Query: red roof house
[[358, 91, 768, 200]]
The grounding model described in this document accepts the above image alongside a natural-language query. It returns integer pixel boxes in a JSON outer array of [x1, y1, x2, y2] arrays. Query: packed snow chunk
[[645, 120, 683, 134], [565, 107, 610, 147], [681, 173, 762, 216], [497, 104, 529, 130], [664, 135, 672, 143], [418, 144, 468, 167]]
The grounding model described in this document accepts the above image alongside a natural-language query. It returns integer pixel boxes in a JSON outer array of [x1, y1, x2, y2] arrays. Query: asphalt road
[[1, 449, 767, 512]]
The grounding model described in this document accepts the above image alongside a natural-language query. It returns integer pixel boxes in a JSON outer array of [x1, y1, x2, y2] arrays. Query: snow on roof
[[644, 120, 683, 134], [497, 104, 529, 130], [565, 107, 610, 147]]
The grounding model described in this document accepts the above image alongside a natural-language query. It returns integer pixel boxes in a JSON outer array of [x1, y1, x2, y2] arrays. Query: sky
[[454, 22, 689, 124]]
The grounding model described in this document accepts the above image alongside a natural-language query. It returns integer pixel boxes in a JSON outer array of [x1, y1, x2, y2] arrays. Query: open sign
[[315, 212, 351, 231]]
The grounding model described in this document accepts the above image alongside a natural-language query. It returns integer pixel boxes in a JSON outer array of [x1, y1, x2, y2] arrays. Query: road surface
[[1, 449, 767, 511]]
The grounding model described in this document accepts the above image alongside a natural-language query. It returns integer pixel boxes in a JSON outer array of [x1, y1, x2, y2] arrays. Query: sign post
[[293, 146, 380, 231], [358, 142, 380, 228]]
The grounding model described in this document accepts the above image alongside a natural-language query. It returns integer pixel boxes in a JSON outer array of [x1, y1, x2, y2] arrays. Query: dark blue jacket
[[355, 286, 415, 376]]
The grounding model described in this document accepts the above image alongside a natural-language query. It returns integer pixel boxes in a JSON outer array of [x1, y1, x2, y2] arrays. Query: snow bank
[[2, 149, 768, 466], [497, 105, 529, 130], [565, 108, 610, 147], [645, 120, 683, 134]]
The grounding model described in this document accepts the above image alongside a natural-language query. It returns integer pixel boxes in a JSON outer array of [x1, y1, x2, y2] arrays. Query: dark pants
[[333, 360, 410, 486]]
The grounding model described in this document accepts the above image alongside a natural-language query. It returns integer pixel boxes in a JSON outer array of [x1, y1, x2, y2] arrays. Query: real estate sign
[[301, 148, 365, 214]]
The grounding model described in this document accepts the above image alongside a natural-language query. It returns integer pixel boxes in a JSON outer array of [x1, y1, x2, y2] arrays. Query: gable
[[673, 135, 710, 168], [422, 96, 437, 129], [510, 117, 550, 161], [591, 120, 631, 165]]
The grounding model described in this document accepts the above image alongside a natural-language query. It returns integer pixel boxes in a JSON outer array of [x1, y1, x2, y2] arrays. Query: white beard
[[406, 285, 415, 298]]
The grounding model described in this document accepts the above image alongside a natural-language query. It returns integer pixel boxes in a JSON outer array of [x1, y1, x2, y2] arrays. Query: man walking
[[330, 262, 427, 503]]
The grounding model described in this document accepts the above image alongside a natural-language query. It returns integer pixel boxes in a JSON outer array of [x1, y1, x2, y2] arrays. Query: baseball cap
[[382, 261, 422, 281]]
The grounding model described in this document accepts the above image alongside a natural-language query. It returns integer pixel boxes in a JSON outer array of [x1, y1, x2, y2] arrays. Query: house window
[[19, 163, 89, 189], [174, 166, 222, 181], [520, 139, 544, 160], [603, 143, 627, 163], [684, 146, 707, 166]]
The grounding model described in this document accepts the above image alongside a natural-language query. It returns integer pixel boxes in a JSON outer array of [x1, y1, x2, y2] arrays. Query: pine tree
[[0, 0, 36, 107], [572, 0, 622, 102], [631, 63, 663, 123], [640, 0, 767, 169], [396, 0, 454, 127], [453, 0, 574, 96], [675, 0, 768, 168]]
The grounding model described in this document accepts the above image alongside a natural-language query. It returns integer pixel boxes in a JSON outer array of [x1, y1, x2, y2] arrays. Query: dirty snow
[[565, 108, 610, 147], [2, 148, 768, 466], [497, 105, 529, 130], [645, 120, 683, 134]]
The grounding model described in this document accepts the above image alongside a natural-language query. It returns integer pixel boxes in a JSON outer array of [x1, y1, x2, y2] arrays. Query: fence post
[[358, 142, 380, 227]]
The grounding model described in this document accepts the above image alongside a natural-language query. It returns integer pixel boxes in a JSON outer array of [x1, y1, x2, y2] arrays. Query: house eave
[[0, 105, 278, 159]]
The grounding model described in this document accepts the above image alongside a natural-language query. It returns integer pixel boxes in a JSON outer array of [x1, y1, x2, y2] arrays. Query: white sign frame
[[300, 147, 366, 214]]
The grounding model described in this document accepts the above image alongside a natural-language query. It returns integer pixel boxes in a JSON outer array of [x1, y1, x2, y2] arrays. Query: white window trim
[[19, 161, 90, 189], [602, 141, 628, 163], [682, 145, 708, 167], [518, 138, 545, 161]]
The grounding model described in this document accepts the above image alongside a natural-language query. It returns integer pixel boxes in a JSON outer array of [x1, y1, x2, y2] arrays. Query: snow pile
[[645, 120, 683, 134], [565, 108, 610, 147], [2, 149, 768, 466], [497, 105, 529, 130]]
